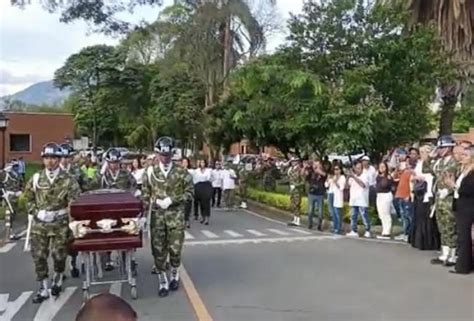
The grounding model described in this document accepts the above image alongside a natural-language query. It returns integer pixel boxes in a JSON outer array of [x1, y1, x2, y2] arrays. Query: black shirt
[[376, 175, 393, 193], [307, 169, 327, 195]]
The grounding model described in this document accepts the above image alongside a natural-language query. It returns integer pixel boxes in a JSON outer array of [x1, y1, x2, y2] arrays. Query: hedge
[[247, 187, 380, 224]]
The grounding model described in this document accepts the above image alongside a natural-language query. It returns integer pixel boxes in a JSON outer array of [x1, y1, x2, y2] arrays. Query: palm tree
[[380, 0, 474, 135]]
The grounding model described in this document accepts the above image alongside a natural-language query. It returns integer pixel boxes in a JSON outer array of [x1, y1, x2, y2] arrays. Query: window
[[10, 134, 31, 152]]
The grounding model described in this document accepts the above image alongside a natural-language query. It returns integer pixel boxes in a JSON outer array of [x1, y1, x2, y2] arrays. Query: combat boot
[[240, 201, 247, 209], [70, 255, 80, 278], [51, 272, 63, 297], [169, 267, 180, 291], [431, 246, 449, 265], [158, 272, 169, 297], [32, 280, 49, 304]]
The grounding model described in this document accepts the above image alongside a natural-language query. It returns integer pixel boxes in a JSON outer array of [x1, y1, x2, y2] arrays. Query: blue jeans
[[308, 194, 324, 228], [327, 193, 341, 233], [350, 206, 371, 232], [397, 198, 413, 236], [392, 198, 401, 218]]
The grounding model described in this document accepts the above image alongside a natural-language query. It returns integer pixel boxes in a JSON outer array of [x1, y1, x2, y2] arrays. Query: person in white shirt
[[222, 163, 237, 209], [347, 161, 371, 238], [131, 157, 145, 191], [326, 164, 346, 234], [192, 160, 213, 225], [211, 162, 224, 207]]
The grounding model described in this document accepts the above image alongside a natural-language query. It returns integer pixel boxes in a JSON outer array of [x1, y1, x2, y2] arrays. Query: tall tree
[[54, 45, 126, 146], [380, 0, 474, 135]]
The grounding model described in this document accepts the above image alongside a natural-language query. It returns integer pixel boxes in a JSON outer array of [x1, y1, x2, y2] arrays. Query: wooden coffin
[[70, 190, 143, 252]]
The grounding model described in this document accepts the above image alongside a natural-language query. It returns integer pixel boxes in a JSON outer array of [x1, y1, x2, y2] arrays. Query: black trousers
[[455, 209, 474, 273], [212, 187, 222, 207], [194, 182, 213, 219], [184, 199, 192, 222]]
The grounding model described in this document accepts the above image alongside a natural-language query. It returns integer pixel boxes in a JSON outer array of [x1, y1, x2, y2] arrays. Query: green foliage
[[217, 0, 450, 156], [454, 85, 474, 133]]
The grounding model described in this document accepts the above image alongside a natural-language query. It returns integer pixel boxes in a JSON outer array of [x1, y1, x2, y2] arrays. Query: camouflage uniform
[[432, 156, 459, 249], [0, 169, 22, 233], [61, 163, 89, 191], [238, 166, 249, 205], [142, 163, 193, 272], [94, 169, 136, 191], [288, 165, 305, 217], [23, 169, 81, 281]]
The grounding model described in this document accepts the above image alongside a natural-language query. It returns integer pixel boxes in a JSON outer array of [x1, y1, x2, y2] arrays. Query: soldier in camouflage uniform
[[94, 148, 136, 271], [429, 136, 459, 266], [287, 158, 305, 226], [60, 143, 88, 278], [142, 136, 193, 297], [23, 142, 81, 303], [1, 160, 23, 240], [238, 163, 251, 209]]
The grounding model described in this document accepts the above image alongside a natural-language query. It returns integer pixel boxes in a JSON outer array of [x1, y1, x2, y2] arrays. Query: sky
[[0, 0, 303, 97]]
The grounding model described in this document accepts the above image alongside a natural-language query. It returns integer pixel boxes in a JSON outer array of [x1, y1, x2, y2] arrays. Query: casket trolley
[[69, 189, 143, 300]]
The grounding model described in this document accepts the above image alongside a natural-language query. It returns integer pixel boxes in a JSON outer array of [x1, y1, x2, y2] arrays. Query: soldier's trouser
[[290, 192, 301, 217], [436, 198, 457, 248], [31, 217, 71, 281], [239, 184, 247, 202], [150, 211, 185, 272]]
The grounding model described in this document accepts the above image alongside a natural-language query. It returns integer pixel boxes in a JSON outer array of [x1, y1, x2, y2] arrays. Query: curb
[[246, 199, 403, 236]]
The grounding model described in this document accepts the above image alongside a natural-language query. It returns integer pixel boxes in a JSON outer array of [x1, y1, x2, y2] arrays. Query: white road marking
[[109, 282, 122, 297], [246, 229, 266, 237], [201, 230, 219, 239], [223, 230, 243, 238], [185, 231, 195, 240], [0, 243, 16, 253], [243, 209, 287, 226], [185, 235, 341, 246], [33, 287, 76, 321], [267, 229, 290, 236], [289, 228, 312, 235], [0, 294, 9, 313], [0, 291, 32, 321]]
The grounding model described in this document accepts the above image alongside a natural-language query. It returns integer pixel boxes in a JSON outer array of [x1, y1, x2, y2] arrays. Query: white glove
[[438, 188, 449, 200], [15, 191, 22, 197], [290, 185, 295, 191], [156, 197, 172, 209], [134, 190, 142, 197]]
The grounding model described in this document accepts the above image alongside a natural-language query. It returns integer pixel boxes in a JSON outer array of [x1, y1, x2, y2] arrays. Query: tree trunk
[[223, 16, 231, 87], [439, 99, 456, 135]]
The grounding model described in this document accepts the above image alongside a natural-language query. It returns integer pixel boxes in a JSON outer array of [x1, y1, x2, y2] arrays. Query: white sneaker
[[240, 202, 247, 209], [346, 231, 358, 237], [394, 234, 406, 241], [376, 235, 391, 240], [364, 231, 371, 238]]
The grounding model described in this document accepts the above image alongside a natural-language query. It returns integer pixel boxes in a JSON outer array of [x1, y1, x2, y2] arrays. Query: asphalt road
[[0, 208, 472, 321]]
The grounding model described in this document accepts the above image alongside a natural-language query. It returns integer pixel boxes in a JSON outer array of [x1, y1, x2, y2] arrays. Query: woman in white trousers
[[375, 162, 394, 239]]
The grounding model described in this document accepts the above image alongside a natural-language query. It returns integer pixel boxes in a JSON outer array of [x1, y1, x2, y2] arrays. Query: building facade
[[0, 112, 75, 164]]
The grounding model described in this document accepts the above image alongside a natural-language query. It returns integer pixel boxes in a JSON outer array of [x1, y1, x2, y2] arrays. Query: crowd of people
[[283, 136, 473, 275]]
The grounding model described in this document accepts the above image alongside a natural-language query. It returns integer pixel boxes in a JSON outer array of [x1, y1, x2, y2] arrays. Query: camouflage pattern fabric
[[238, 166, 249, 202], [262, 164, 277, 192], [92, 169, 136, 191], [23, 169, 80, 280], [62, 163, 89, 191], [431, 155, 459, 247], [224, 189, 235, 208], [0, 170, 22, 228], [288, 165, 305, 216], [30, 217, 72, 280], [142, 163, 193, 272]]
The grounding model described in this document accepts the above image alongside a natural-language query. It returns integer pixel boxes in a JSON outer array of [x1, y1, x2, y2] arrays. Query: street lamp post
[[0, 113, 10, 168]]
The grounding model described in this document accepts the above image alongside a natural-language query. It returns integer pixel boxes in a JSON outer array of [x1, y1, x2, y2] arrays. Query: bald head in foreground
[[76, 293, 137, 321]]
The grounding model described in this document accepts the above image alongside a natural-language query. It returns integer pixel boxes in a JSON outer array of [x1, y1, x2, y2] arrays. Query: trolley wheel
[[130, 286, 137, 300], [83, 289, 90, 301]]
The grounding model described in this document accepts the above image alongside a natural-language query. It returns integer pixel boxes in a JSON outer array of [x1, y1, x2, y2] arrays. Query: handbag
[[413, 180, 427, 197]]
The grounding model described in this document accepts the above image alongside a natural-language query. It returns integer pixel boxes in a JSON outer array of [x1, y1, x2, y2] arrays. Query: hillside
[[0, 80, 71, 107]]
